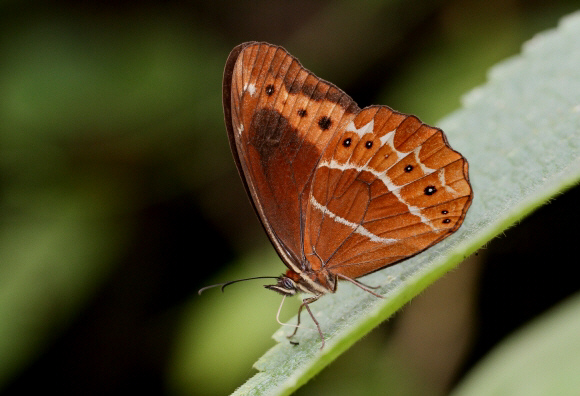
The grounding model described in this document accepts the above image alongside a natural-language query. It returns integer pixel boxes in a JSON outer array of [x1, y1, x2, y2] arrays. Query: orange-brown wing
[[223, 42, 360, 273], [303, 106, 473, 279]]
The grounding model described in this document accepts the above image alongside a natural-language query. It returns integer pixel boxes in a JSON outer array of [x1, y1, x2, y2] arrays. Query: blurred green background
[[1, 1, 580, 395]]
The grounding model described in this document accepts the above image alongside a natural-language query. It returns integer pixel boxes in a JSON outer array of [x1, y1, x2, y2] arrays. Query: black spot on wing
[[318, 116, 332, 130]]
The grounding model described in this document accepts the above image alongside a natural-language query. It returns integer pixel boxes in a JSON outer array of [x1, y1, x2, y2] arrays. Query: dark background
[[1, 1, 579, 395]]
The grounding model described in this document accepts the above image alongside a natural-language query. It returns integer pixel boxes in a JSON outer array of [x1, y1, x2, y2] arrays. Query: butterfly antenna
[[198, 276, 280, 295]]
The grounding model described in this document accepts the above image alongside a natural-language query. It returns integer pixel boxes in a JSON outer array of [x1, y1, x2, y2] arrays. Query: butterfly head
[[264, 269, 329, 296], [264, 275, 297, 296]]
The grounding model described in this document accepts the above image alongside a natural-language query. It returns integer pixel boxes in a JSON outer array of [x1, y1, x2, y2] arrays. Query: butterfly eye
[[365, 141, 373, 149], [404, 165, 413, 172], [343, 138, 352, 147], [442, 219, 451, 224], [441, 210, 449, 215], [281, 277, 295, 290]]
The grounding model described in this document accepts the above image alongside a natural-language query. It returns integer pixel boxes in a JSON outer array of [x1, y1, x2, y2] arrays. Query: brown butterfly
[[201, 42, 473, 348]]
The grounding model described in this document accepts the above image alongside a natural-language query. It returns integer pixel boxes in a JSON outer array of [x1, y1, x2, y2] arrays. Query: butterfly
[[202, 42, 473, 348]]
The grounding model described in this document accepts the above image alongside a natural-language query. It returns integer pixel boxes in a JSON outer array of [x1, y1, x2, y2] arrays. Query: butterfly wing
[[223, 42, 359, 272], [304, 106, 473, 278]]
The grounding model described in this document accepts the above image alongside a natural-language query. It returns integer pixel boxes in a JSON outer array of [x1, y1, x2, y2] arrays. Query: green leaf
[[229, 11, 580, 396], [451, 291, 580, 396]]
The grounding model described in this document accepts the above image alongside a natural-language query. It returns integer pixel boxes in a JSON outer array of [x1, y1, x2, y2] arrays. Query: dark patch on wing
[[282, 71, 358, 114], [250, 109, 302, 168]]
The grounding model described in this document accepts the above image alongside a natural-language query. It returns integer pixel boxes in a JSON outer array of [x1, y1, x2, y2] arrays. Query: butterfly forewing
[[305, 106, 472, 278], [224, 42, 359, 271]]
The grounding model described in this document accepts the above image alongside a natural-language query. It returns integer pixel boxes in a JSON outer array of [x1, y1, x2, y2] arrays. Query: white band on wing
[[310, 195, 397, 245]]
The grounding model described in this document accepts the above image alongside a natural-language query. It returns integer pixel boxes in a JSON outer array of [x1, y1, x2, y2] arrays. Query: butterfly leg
[[287, 304, 304, 339], [353, 279, 381, 290], [287, 295, 325, 349], [337, 274, 385, 299]]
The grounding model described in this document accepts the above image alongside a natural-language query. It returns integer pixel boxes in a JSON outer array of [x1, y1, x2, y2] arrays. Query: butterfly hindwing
[[304, 106, 472, 278]]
